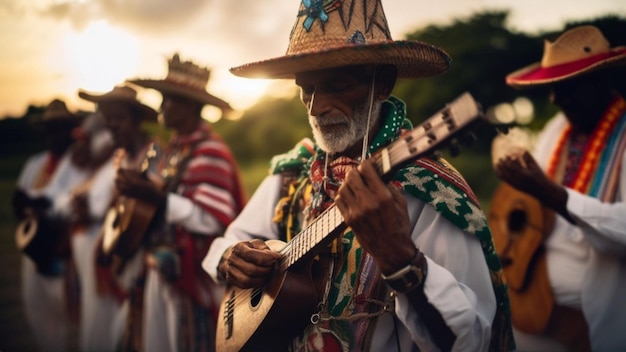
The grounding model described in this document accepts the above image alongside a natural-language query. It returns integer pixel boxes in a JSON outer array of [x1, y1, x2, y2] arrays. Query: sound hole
[[250, 288, 263, 308], [508, 209, 527, 234], [112, 212, 120, 230], [23, 222, 32, 234]]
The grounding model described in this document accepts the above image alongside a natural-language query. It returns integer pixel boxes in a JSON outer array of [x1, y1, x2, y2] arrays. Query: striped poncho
[[160, 120, 246, 307]]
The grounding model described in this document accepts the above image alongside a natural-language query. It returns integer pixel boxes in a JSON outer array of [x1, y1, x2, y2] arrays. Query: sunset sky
[[0, 0, 623, 120]]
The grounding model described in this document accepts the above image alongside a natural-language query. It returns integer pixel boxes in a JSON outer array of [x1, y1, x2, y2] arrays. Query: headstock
[[374, 92, 485, 177]]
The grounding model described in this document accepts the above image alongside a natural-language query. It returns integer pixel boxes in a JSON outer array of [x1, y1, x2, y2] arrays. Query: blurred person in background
[[11, 99, 81, 352], [494, 25, 626, 351], [112, 53, 246, 351], [71, 85, 158, 352]]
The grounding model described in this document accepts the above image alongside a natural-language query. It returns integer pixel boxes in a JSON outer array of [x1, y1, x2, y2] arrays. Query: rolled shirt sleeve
[[166, 192, 224, 236]]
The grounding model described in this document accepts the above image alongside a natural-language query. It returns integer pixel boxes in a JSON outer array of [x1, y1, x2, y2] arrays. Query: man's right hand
[[218, 239, 282, 289], [495, 150, 572, 222]]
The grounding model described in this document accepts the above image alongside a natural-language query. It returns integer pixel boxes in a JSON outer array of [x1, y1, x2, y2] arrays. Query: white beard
[[309, 99, 382, 154]]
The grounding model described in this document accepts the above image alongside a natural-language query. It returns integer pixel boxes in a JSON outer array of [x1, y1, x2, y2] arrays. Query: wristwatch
[[381, 249, 427, 293]]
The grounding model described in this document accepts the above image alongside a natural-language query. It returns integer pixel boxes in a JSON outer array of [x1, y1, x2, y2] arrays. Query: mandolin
[[15, 208, 71, 274], [216, 92, 485, 352], [489, 181, 555, 333], [101, 143, 162, 264]]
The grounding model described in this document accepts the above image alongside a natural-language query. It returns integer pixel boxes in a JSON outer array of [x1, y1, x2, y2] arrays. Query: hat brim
[[506, 47, 626, 88], [127, 79, 232, 111], [34, 114, 82, 126], [230, 40, 451, 79], [78, 90, 158, 122]]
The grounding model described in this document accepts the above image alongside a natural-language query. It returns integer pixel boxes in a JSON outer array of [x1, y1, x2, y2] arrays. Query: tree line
[[2, 11, 625, 204]]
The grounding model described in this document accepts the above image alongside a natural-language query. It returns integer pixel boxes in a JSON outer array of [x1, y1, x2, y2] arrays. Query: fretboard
[[279, 204, 345, 269]]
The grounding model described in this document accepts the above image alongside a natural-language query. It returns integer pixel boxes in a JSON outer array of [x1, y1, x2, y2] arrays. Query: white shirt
[[16, 151, 51, 190]]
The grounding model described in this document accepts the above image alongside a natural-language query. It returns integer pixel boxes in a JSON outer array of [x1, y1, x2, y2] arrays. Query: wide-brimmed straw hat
[[78, 85, 158, 122], [128, 53, 232, 111], [506, 25, 626, 88], [230, 0, 451, 79], [38, 99, 81, 124]]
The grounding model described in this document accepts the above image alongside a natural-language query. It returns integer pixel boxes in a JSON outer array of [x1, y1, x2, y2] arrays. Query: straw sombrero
[[128, 54, 232, 111], [78, 85, 158, 122], [506, 25, 626, 88], [230, 0, 451, 79]]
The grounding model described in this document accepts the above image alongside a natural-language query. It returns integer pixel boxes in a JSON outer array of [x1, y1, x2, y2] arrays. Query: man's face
[[295, 65, 381, 154], [549, 73, 613, 130], [43, 120, 76, 155], [100, 102, 140, 148], [160, 94, 201, 129]]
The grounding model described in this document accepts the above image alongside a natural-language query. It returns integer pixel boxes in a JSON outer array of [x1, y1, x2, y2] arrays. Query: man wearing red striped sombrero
[[495, 25, 626, 351], [116, 53, 247, 352]]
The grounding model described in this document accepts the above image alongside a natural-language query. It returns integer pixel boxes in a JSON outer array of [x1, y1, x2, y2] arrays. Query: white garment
[[166, 192, 223, 234], [520, 113, 626, 351], [71, 157, 128, 352], [137, 162, 225, 351], [203, 174, 496, 351], [16, 151, 69, 352], [35, 150, 90, 217], [16, 151, 50, 190]]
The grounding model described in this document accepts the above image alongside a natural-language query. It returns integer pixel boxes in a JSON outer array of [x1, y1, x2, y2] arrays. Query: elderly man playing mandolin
[[203, 1, 514, 351]]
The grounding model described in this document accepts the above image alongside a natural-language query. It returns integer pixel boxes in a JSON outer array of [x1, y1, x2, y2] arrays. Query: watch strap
[[381, 249, 427, 293]]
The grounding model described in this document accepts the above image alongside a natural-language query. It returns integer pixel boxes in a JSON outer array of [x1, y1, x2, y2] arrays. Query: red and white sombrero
[[506, 25, 626, 88]]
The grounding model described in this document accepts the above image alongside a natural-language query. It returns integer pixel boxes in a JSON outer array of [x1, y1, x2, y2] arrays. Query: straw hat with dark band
[[230, 0, 451, 79], [39, 99, 81, 124], [78, 85, 158, 122], [128, 54, 232, 111], [506, 25, 626, 88]]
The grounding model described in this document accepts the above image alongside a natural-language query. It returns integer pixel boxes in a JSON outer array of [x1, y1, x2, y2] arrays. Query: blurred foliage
[[3, 11, 626, 204], [213, 94, 311, 165]]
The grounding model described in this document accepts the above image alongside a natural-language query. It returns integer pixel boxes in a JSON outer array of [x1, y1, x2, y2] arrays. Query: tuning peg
[[460, 132, 477, 147], [429, 150, 442, 159]]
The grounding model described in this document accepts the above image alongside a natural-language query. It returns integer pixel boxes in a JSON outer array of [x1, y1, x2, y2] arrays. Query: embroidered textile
[[547, 97, 626, 201]]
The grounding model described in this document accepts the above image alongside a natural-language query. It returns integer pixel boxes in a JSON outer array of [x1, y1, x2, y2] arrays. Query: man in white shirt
[[12, 99, 81, 352]]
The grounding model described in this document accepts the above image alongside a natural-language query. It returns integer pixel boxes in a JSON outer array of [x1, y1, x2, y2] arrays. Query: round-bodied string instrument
[[102, 144, 161, 262], [15, 208, 71, 273]]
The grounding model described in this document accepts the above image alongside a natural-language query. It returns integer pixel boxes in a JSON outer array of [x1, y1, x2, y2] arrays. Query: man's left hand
[[335, 159, 416, 275], [115, 168, 166, 205]]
